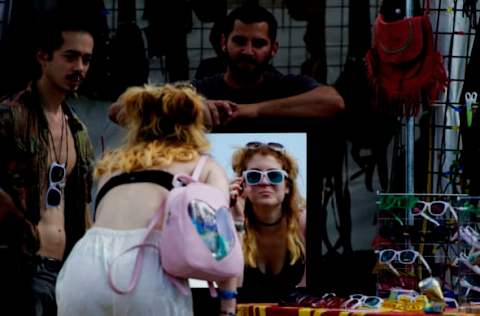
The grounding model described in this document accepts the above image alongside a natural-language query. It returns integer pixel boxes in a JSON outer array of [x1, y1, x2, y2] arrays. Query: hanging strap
[[108, 201, 191, 295], [107, 200, 166, 294]]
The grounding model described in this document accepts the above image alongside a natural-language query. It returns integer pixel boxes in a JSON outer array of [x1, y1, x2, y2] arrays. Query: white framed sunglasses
[[375, 248, 432, 275], [46, 162, 66, 208], [341, 294, 383, 309], [458, 226, 480, 250], [242, 169, 288, 186], [460, 278, 480, 297], [458, 252, 480, 276], [411, 200, 458, 226]]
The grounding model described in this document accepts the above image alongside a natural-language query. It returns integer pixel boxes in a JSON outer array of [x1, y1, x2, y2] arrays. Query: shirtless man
[[0, 11, 94, 316]]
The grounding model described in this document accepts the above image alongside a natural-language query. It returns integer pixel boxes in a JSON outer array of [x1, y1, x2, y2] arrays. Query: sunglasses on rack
[[457, 252, 480, 275], [46, 162, 66, 208], [245, 141, 285, 152], [243, 169, 288, 186], [341, 294, 383, 310], [411, 200, 458, 226], [460, 278, 480, 297], [376, 248, 432, 276], [457, 226, 480, 249]]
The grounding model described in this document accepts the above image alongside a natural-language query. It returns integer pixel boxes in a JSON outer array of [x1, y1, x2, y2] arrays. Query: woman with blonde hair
[[56, 83, 238, 316], [229, 141, 306, 302]]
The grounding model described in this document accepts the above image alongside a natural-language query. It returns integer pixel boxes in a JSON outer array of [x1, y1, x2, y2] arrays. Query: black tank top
[[93, 170, 174, 219], [239, 251, 305, 303]]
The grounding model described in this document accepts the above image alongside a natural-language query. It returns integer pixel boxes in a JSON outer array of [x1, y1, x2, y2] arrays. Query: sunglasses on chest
[[243, 169, 288, 186], [46, 161, 66, 208]]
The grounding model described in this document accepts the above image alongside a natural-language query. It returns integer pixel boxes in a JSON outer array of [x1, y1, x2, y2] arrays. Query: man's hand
[[203, 100, 239, 129]]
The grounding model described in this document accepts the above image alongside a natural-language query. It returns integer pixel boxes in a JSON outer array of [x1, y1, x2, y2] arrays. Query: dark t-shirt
[[192, 72, 320, 132], [193, 72, 319, 104], [239, 252, 305, 303]]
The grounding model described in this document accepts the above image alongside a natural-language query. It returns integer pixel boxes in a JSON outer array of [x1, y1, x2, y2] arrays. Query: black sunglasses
[[245, 141, 285, 152], [46, 162, 66, 208]]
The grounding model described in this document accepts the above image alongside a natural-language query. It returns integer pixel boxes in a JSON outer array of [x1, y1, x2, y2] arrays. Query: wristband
[[218, 289, 238, 300]]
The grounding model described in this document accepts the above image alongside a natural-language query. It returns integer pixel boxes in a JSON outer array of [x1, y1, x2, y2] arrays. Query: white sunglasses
[[45, 162, 66, 208], [341, 294, 383, 309], [242, 169, 288, 186], [458, 252, 480, 275], [376, 249, 432, 276], [460, 278, 480, 297], [411, 200, 458, 226]]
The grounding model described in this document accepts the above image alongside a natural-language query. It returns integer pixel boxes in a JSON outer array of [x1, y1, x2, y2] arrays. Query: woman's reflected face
[[245, 153, 289, 208]]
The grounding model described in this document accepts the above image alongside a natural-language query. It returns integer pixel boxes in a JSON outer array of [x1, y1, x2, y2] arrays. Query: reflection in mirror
[[190, 133, 307, 303]]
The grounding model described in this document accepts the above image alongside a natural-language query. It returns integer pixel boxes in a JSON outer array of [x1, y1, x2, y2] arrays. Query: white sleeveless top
[[56, 227, 193, 316]]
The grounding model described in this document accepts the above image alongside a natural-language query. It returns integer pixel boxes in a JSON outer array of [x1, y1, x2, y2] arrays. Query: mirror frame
[[211, 117, 329, 293]]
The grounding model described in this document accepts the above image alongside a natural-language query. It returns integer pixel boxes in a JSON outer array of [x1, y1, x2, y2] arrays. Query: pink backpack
[[108, 155, 243, 296]]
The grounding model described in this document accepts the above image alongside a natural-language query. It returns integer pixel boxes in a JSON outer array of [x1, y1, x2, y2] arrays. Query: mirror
[[189, 132, 307, 294]]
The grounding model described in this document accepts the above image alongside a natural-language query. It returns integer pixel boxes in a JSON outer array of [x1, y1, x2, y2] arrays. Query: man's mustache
[[66, 72, 85, 81]]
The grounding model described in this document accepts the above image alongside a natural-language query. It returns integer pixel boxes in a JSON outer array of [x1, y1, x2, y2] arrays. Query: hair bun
[[161, 85, 201, 125]]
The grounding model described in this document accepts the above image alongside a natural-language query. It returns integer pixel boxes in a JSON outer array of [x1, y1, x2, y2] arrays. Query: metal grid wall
[[99, 0, 352, 84], [0, 0, 477, 194]]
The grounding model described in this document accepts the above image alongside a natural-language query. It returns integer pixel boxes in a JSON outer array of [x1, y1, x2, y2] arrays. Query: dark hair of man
[[35, 9, 94, 58], [30, 9, 94, 79], [223, 4, 278, 41]]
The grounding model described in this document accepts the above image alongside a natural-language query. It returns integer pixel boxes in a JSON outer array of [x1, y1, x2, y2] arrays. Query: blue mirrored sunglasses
[[243, 169, 288, 185]]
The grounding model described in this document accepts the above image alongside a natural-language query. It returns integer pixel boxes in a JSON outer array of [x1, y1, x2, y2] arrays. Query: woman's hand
[[229, 177, 246, 221], [219, 298, 236, 316]]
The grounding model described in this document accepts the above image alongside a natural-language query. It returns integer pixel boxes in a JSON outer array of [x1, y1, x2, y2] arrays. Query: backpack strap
[[107, 200, 193, 296], [192, 155, 209, 181]]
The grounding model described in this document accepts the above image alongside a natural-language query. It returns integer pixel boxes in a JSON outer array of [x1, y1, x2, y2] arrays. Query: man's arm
[[0, 106, 22, 222], [236, 85, 344, 119]]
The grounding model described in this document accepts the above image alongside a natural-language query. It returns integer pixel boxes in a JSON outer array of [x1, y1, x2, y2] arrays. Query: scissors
[[465, 92, 477, 127]]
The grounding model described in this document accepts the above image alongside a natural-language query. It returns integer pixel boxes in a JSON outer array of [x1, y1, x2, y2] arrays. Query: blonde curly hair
[[231, 144, 305, 268], [95, 83, 210, 178]]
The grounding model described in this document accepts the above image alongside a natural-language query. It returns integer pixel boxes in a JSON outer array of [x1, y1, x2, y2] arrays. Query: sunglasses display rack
[[455, 196, 480, 306], [374, 193, 466, 306]]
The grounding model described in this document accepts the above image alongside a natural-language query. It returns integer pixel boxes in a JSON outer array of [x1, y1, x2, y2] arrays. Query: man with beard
[[0, 10, 94, 316], [192, 4, 344, 130]]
